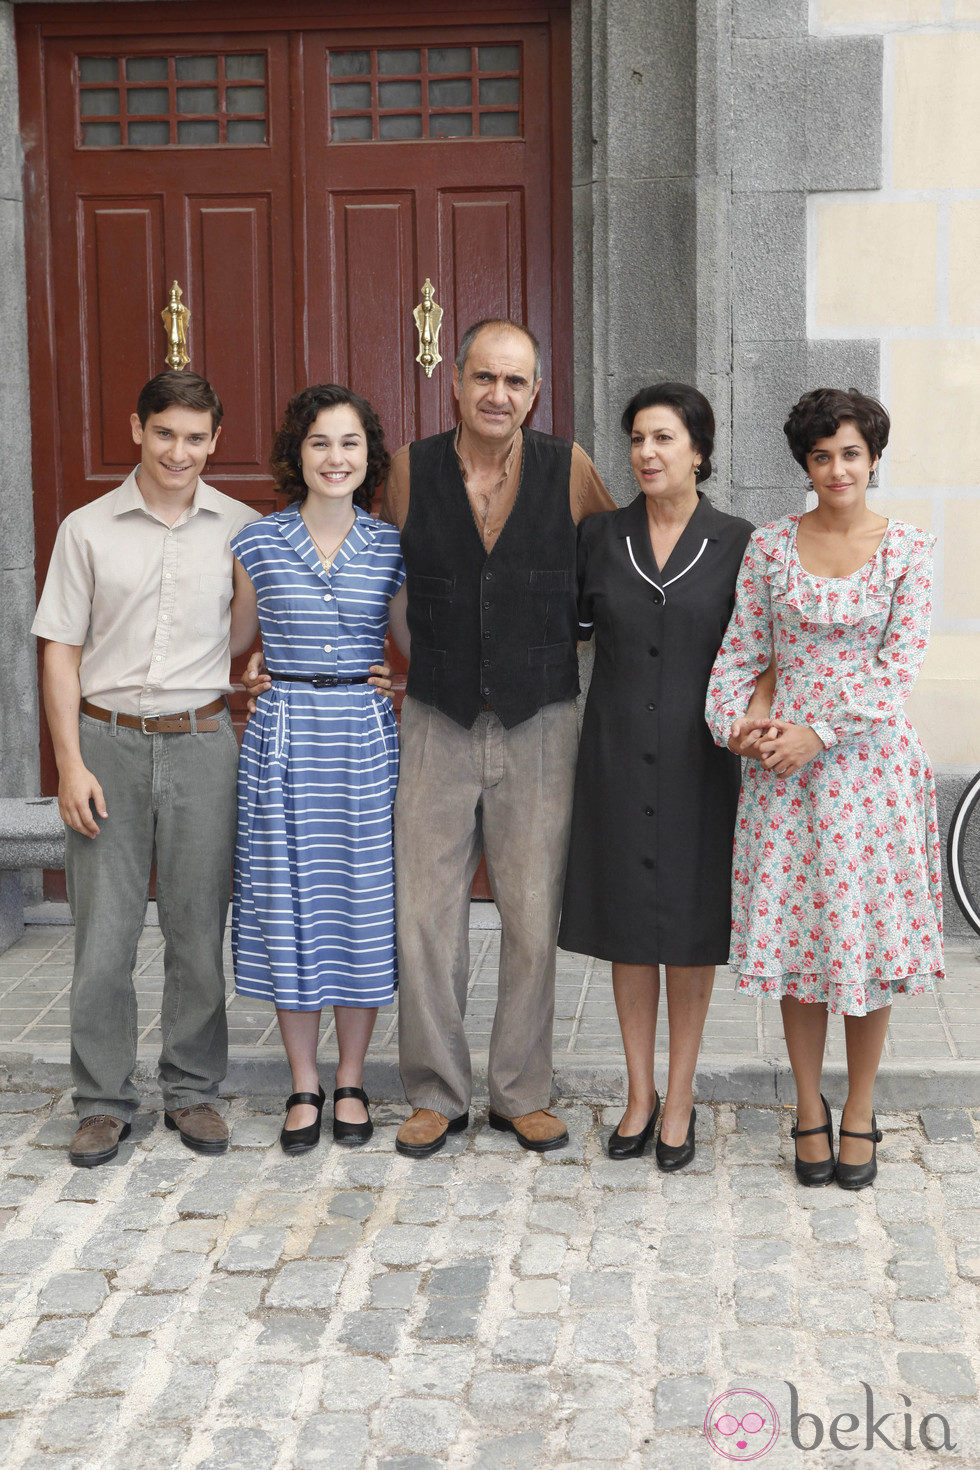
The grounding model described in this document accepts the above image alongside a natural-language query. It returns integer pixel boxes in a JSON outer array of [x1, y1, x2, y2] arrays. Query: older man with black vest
[[382, 319, 614, 1157]]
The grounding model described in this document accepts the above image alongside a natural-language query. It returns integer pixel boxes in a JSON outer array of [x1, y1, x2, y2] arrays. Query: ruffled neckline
[[757, 516, 932, 626]]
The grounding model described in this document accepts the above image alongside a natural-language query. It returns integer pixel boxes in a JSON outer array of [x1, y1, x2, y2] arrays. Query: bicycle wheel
[[947, 769, 980, 937]]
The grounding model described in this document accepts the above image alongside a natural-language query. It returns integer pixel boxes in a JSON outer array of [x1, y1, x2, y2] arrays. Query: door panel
[[438, 189, 526, 346], [325, 193, 420, 454], [186, 196, 276, 472], [82, 201, 166, 474]]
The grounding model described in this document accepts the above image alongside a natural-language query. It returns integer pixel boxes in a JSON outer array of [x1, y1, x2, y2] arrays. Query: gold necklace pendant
[[303, 512, 354, 569]]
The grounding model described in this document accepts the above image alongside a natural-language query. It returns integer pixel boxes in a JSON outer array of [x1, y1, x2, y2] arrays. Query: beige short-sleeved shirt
[[380, 428, 615, 546], [31, 470, 259, 717]]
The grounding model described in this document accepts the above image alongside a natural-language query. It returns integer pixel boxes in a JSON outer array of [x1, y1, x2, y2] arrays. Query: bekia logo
[[705, 1383, 957, 1458], [704, 1390, 780, 1461], [786, 1383, 956, 1453]]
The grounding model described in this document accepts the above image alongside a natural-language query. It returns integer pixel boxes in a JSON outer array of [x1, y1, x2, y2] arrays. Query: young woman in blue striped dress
[[230, 385, 408, 1152]]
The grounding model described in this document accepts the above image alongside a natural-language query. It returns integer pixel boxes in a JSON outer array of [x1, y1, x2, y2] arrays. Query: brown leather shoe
[[68, 1114, 131, 1169], [488, 1108, 569, 1152], [165, 1103, 229, 1155], [395, 1107, 469, 1159]]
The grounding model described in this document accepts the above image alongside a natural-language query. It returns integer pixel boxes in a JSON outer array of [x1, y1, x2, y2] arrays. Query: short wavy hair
[[620, 382, 715, 483], [136, 370, 223, 432], [271, 384, 390, 511], [784, 388, 890, 469]]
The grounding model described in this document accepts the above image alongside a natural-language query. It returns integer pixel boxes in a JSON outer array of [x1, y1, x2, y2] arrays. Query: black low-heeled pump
[[656, 1106, 696, 1172], [607, 1093, 660, 1159], [333, 1086, 373, 1146], [835, 1112, 883, 1190], [791, 1094, 835, 1187], [280, 1084, 326, 1155]]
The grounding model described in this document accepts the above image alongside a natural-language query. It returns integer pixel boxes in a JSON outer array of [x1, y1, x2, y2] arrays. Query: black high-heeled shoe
[[333, 1086, 373, 1146], [607, 1093, 660, 1160], [656, 1106, 696, 1172], [835, 1112, 883, 1190], [280, 1084, 326, 1155], [791, 1094, 835, 1187]]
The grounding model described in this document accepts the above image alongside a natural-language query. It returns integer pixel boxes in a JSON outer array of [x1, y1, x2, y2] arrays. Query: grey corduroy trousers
[[395, 696, 578, 1119], [66, 709, 239, 1122]]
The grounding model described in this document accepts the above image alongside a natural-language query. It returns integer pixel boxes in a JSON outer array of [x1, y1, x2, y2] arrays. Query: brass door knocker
[[161, 280, 190, 370], [413, 278, 443, 378]]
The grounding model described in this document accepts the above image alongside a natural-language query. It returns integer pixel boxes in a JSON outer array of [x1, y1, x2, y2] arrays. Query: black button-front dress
[[558, 492, 754, 966]]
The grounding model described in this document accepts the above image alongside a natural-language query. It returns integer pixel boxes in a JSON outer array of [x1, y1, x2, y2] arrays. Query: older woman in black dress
[[559, 384, 773, 1165]]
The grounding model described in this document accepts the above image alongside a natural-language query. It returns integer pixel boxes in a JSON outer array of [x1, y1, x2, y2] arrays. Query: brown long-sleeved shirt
[[380, 426, 615, 549]]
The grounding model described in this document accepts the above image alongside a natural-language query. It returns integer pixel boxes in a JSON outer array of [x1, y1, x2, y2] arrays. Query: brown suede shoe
[[68, 1114, 131, 1169], [395, 1107, 469, 1159], [488, 1108, 569, 1152], [165, 1103, 229, 1155]]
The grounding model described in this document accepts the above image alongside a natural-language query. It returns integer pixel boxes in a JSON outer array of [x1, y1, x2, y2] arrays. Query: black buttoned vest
[[403, 427, 579, 729]]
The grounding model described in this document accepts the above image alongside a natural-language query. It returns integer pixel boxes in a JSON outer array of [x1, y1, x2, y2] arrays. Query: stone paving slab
[[0, 1091, 976, 1468], [2, 926, 978, 1107]]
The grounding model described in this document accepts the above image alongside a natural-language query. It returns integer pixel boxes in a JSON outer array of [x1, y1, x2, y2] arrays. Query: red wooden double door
[[19, 0, 572, 896]]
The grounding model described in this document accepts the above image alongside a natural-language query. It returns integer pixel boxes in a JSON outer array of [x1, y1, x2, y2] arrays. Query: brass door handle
[[161, 280, 190, 371], [413, 278, 443, 378]]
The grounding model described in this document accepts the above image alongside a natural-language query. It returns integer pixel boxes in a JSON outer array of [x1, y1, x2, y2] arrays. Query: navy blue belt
[[267, 672, 370, 688]]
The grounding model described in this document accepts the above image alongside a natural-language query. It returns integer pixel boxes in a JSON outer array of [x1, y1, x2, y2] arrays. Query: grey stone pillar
[[572, 0, 699, 506], [0, 0, 39, 802], [572, 1, 886, 521], [727, 6, 883, 525]]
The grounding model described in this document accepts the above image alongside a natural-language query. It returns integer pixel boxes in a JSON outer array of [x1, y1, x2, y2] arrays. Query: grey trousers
[[66, 708, 239, 1121], [395, 696, 578, 1118]]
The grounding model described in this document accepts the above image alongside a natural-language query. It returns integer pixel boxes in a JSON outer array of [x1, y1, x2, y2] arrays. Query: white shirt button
[[164, 573, 173, 581], [323, 644, 332, 653], [154, 655, 163, 662], [323, 594, 332, 603]]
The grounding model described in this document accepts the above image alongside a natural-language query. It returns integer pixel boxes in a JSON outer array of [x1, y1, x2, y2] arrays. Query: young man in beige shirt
[[32, 371, 259, 1166]]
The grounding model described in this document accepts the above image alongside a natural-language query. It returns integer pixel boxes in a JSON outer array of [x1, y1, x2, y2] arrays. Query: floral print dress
[[705, 516, 944, 1016]]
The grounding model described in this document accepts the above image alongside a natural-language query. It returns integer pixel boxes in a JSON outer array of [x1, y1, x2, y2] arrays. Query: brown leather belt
[[80, 697, 226, 734]]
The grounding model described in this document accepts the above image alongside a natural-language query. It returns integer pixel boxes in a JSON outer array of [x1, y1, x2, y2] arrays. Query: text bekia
[[788, 1383, 956, 1453]]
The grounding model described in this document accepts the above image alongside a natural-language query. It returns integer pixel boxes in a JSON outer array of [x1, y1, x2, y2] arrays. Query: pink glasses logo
[[704, 1390, 780, 1461]]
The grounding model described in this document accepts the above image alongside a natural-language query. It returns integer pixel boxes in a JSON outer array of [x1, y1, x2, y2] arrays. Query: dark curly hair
[[620, 382, 715, 483], [271, 384, 390, 511], [784, 388, 890, 469]]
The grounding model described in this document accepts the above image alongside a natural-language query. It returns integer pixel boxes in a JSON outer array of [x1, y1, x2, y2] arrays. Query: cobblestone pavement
[[0, 1090, 977, 1469]]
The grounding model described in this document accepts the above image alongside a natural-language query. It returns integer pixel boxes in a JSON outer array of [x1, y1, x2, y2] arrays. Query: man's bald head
[[455, 319, 541, 384]]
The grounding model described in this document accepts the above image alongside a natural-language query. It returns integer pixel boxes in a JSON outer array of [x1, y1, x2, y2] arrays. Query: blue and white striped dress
[[231, 506, 405, 1010]]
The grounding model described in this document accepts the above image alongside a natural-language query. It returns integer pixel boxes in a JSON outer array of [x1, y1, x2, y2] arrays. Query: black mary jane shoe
[[835, 1112, 883, 1191], [607, 1094, 660, 1160], [791, 1094, 836, 1187], [656, 1106, 696, 1172], [333, 1086, 374, 1146], [280, 1084, 326, 1155]]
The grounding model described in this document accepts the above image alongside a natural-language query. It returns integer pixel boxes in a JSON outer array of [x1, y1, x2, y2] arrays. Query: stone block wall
[[726, 7, 883, 528], [809, 3, 980, 766]]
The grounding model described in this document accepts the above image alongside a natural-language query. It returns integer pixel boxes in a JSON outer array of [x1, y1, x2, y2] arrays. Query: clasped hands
[[727, 715, 825, 777]]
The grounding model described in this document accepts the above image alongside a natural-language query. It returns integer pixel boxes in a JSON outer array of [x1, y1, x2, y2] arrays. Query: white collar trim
[[625, 535, 709, 601]]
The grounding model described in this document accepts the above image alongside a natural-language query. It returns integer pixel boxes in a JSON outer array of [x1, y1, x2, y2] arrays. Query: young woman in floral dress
[[707, 389, 944, 1189]]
